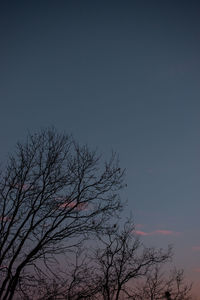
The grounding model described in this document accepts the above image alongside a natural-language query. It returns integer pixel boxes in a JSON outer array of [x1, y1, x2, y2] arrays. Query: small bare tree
[[90, 221, 171, 300], [58, 221, 171, 300], [131, 263, 192, 300], [0, 128, 124, 300]]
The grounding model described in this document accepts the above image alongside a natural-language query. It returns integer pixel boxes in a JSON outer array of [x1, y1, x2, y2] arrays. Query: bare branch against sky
[[0, 128, 124, 299]]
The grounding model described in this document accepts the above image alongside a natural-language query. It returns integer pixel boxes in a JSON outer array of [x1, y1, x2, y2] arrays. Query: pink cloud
[[0, 216, 11, 222], [0, 265, 8, 270], [135, 230, 149, 236], [194, 268, 200, 273], [134, 229, 179, 237], [12, 183, 31, 191], [59, 201, 88, 211], [192, 246, 200, 252], [54, 196, 88, 211]]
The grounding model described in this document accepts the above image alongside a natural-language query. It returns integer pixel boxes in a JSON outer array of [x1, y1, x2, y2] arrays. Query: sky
[[0, 0, 200, 297]]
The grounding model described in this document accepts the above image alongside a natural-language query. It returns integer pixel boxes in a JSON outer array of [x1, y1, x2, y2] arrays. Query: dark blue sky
[[1, 0, 200, 295]]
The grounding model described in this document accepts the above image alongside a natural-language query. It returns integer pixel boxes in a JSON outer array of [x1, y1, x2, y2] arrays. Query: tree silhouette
[[33, 220, 171, 300], [89, 221, 171, 300], [0, 128, 193, 300], [16, 222, 193, 300], [0, 128, 124, 300], [131, 263, 192, 300]]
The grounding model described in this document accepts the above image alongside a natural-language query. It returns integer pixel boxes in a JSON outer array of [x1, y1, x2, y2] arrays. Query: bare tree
[[17, 220, 193, 300], [55, 221, 171, 300], [0, 128, 124, 300], [131, 263, 192, 300], [90, 221, 171, 300]]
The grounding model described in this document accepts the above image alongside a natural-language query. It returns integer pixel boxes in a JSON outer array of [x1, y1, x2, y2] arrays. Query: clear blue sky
[[1, 0, 200, 296]]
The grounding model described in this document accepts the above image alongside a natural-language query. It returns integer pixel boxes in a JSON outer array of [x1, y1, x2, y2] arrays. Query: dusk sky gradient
[[1, 0, 200, 297]]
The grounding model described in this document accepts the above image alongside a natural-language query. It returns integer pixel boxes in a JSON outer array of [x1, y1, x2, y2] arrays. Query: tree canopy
[[0, 128, 124, 300], [0, 128, 193, 300]]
